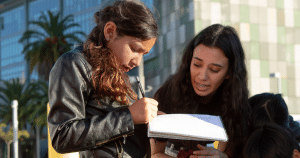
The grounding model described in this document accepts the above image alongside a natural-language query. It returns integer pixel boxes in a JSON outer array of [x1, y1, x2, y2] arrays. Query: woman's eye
[[130, 46, 138, 52], [194, 64, 201, 67], [210, 69, 219, 73]]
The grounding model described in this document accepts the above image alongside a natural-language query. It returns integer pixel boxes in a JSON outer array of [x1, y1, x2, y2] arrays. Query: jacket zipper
[[123, 134, 127, 144], [115, 141, 123, 158], [95, 131, 134, 146], [122, 132, 134, 144]]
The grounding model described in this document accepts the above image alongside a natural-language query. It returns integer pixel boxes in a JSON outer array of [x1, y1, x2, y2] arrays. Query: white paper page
[[148, 114, 228, 141]]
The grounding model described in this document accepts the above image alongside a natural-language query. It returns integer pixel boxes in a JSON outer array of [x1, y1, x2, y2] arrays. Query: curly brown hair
[[83, 0, 158, 105]]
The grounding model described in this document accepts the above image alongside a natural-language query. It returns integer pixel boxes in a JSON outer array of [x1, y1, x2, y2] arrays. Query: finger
[[148, 114, 156, 122], [144, 98, 158, 106], [157, 111, 165, 115], [150, 111, 157, 119], [197, 144, 215, 150], [192, 150, 202, 155], [149, 104, 158, 112], [197, 144, 206, 150], [193, 150, 215, 156]]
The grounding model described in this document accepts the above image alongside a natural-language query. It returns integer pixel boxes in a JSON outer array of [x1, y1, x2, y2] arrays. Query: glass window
[[1, 6, 25, 37]]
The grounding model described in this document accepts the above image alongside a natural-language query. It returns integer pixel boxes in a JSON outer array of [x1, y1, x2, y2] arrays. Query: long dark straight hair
[[83, 0, 158, 105], [154, 24, 251, 157]]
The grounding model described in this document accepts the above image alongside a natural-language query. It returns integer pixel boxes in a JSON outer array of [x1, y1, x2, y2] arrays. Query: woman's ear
[[293, 149, 300, 158], [103, 21, 118, 41]]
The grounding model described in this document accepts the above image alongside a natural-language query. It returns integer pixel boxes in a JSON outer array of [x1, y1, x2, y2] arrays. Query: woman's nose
[[198, 69, 208, 80], [130, 54, 143, 68]]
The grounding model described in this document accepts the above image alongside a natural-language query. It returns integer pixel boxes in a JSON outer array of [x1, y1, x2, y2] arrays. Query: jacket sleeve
[[48, 52, 135, 153]]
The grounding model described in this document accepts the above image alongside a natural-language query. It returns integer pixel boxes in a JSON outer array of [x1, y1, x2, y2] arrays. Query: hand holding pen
[[135, 76, 145, 98], [128, 76, 159, 124]]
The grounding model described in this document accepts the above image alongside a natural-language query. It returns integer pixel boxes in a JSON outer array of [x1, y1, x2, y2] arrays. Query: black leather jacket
[[48, 45, 150, 158]]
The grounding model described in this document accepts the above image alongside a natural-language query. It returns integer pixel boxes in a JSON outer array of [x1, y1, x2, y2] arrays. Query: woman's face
[[190, 44, 229, 97], [107, 36, 156, 72]]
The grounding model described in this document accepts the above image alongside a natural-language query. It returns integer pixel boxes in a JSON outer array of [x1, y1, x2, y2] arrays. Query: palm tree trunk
[[6, 140, 12, 158]]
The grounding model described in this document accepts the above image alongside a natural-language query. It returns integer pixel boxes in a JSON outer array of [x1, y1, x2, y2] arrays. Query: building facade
[[144, 0, 300, 115]]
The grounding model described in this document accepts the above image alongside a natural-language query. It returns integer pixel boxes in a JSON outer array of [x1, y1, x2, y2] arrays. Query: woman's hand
[[190, 144, 228, 158], [157, 111, 166, 115], [128, 97, 158, 124]]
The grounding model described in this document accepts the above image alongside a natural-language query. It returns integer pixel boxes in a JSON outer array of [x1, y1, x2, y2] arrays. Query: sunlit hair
[[154, 24, 251, 156], [83, 0, 158, 105], [243, 123, 300, 158]]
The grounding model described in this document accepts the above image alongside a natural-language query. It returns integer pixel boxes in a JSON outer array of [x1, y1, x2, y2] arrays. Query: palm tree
[[0, 79, 49, 158], [19, 10, 86, 81], [0, 78, 37, 130], [26, 80, 48, 132], [25, 80, 48, 158]]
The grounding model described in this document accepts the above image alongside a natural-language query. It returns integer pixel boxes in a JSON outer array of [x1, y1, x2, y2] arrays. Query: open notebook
[[148, 114, 228, 142]]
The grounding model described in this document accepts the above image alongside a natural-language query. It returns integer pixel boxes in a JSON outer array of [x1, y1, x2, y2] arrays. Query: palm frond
[[19, 30, 46, 44], [57, 14, 75, 28], [0, 79, 38, 128], [37, 11, 49, 24], [22, 41, 42, 54], [29, 21, 50, 35], [62, 23, 81, 31], [64, 34, 84, 43], [20, 10, 85, 81]]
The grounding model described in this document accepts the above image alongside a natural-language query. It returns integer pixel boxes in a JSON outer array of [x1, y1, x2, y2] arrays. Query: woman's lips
[[123, 66, 131, 72], [196, 83, 209, 91]]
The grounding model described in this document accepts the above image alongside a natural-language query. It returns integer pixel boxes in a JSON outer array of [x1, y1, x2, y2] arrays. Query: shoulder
[[55, 45, 91, 72], [57, 46, 88, 66], [50, 45, 93, 80]]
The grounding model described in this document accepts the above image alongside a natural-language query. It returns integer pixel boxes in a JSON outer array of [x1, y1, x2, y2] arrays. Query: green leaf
[[19, 10, 86, 81]]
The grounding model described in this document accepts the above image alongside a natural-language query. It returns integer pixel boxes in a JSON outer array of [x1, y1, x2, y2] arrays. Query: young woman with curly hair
[[151, 24, 252, 158], [48, 1, 160, 157]]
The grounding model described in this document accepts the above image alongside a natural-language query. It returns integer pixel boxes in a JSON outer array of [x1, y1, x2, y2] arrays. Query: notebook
[[148, 114, 228, 142]]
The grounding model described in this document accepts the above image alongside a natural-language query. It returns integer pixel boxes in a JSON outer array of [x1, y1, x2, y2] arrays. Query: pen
[[135, 76, 145, 98]]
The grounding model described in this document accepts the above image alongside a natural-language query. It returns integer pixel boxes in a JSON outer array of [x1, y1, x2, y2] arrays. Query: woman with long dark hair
[[48, 1, 159, 157], [151, 24, 252, 158]]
